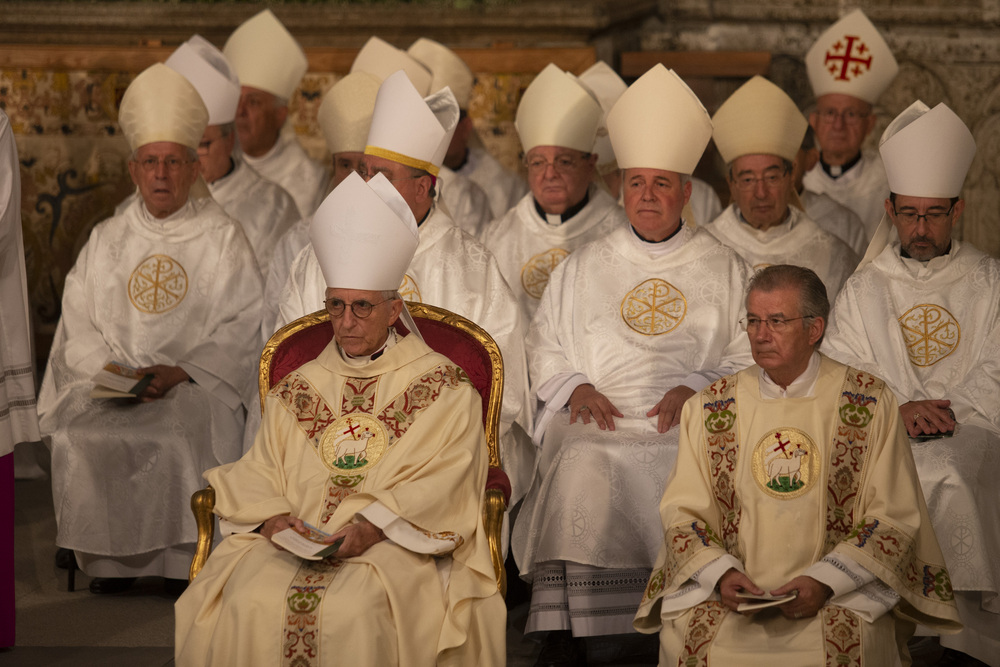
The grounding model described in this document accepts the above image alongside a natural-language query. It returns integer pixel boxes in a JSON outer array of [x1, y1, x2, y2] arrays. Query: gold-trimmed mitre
[[407, 38, 474, 109], [805, 9, 898, 105], [606, 64, 711, 174], [119, 64, 208, 152], [712, 75, 807, 165], [223, 9, 307, 101], [515, 63, 601, 154], [165, 35, 240, 126], [351, 36, 433, 97], [578, 61, 627, 172], [318, 72, 381, 155]]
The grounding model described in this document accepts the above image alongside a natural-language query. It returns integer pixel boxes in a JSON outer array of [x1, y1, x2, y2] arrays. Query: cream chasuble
[[458, 145, 527, 221], [482, 184, 628, 325], [704, 204, 860, 298], [801, 189, 869, 256], [634, 357, 960, 666], [243, 133, 327, 219], [36, 196, 262, 572], [437, 165, 492, 240], [174, 333, 505, 667], [824, 240, 1000, 663], [802, 149, 889, 242]]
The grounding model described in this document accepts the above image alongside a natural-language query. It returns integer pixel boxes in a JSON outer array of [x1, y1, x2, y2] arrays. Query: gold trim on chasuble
[[751, 428, 819, 499], [521, 247, 569, 299], [677, 601, 729, 667], [128, 254, 188, 313], [620, 278, 687, 336], [821, 606, 863, 667], [273, 363, 472, 667], [399, 274, 421, 302], [898, 304, 960, 367]]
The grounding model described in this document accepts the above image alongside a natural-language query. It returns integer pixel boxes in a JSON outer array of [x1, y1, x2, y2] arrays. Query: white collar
[[759, 351, 821, 399]]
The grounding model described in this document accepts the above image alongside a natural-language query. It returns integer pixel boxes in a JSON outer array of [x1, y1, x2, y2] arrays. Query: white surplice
[[824, 240, 1000, 666], [801, 189, 868, 256], [243, 133, 327, 219], [37, 196, 263, 579], [482, 185, 628, 325], [438, 165, 492, 240], [802, 149, 889, 242], [513, 223, 754, 636], [457, 145, 527, 222], [704, 204, 860, 298]]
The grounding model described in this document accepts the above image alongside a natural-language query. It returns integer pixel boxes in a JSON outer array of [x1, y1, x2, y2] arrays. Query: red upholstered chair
[[190, 303, 511, 596]]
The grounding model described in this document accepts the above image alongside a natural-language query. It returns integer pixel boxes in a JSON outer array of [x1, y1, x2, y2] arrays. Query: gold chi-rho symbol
[[521, 248, 570, 299], [128, 254, 188, 314], [898, 304, 960, 367], [621, 279, 687, 336]]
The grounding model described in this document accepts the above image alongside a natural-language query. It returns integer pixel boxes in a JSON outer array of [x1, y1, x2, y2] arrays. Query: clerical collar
[[339, 328, 398, 367], [139, 198, 194, 225], [416, 207, 431, 227], [900, 242, 952, 262], [628, 220, 686, 257], [759, 351, 821, 399], [534, 190, 590, 226], [631, 220, 683, 244], [820, 152, 862, 179]]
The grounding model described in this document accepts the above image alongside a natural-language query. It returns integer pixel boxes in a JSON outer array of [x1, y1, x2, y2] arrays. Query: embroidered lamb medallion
[[521, 247, 569, 299], [399, 274, 421, 302], [751, 428, 819, 499], [320, 414, 388, 474], [621, 278, 686, 336], [128, 254, 188, 314], [898, 304, 960, 367]]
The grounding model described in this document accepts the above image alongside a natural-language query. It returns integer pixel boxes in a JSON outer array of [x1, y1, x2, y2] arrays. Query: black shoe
[[535, 630, 586, 667], [88, 577, 136, 594], [164, 578, 188, 596], [55, 548, 75, 569]]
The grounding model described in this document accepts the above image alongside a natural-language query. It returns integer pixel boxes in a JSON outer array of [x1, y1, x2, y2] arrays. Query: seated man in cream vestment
[[635, 265, 960, 666], [37, 65, 262, 595], [825, 102, 1000, 666], [175, 172, 504, 667], [514, 65, 753, 664], [703, 76, 859, 299]]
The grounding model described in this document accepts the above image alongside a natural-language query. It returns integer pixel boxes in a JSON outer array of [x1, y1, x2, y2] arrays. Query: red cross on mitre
[[824, 35, 873, 82]]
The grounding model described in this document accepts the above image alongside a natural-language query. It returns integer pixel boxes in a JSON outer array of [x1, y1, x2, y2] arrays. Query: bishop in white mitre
[[482, 63, 628, 325], [801, 9, 898, 238], [512, 65, 754, 659], [37, 64, 262, 594], [704, 76, 859, 298], [824, 102, 1000, 666], [224, 10, 327, 219]]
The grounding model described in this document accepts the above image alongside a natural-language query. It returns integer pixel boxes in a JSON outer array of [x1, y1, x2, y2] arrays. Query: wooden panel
[[620, 51, 771, 79]]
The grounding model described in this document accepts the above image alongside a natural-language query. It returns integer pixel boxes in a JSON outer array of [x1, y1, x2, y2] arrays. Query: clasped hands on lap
[[900, 398, 955, 438], [569, 383, 696, 433], [718, 568, 832, 620]]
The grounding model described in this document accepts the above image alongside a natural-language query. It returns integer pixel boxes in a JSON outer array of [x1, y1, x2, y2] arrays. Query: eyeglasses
[[740, 316, 812, 332], [324, 297, 392, 319], [523, 153, 587, 175], [815, 107, 870, 125], [133, 156, 196, 172], [731, 168, 789, 192], [891, 203, 956, 225]]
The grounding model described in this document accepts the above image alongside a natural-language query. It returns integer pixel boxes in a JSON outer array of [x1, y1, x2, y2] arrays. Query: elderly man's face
[[808, 93, 877, 165], [325, 287, 404, 357], [331, 151, 365, 189], [197, 124, 236, 184], [728, 154, 794, 231], [128, 141, 200, 219], [622, 168, 691, 242], [525, 146, 596, 216], [359, 154, 432, 217], [886, 194, 964, 261], [235, 86, 287, 158], [746, 286, 824, 386]]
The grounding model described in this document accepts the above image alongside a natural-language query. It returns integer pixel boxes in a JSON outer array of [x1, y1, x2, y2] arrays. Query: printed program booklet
[[735, 590, 798, 612], [89, 361, 154, 399], [271, 522, 345, 560]]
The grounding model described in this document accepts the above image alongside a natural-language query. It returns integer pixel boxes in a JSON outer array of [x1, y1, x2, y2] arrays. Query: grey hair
[[746, 265, 829, 345]]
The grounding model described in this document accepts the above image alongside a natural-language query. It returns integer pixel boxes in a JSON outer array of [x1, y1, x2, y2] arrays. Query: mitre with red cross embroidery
[[806, 9, 898, 105]]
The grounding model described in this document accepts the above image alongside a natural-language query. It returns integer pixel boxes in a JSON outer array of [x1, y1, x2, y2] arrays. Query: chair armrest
[[189, 485, 216, 582], [485, 467, 512, 507], [483, 487, 507, 598]]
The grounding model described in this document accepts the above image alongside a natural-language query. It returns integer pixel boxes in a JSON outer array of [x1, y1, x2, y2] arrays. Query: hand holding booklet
[[735, 590, 798, 612], [271, 522, 345, 560], [90, 361, 154, 399]]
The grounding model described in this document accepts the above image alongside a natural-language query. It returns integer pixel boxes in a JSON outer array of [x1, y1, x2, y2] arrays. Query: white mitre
[[515, 63, 602, 154], [407, 38, 474, 110], [365, 70, 459, 177], [713, 75, 807, 164], [607, 64, 711, 175], [351, 36, 433, 97], [806, 9, 898, 105], [318, 72, 381, 155], [165, 35, 240, 125], [578, 61, 627, 173], [223, 9, 307, 101], [119, 63, 208, 152], [310, 172, 418, 291]]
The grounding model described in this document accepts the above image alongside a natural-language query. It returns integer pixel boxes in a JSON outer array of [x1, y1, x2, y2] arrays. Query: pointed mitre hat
[[165, 35, 240, 125], [351, 36, 433, 97], [310, 171, 419, 290], [223, 9, 307, 101], [515, 63, 602, 154], [880, 101, 976, 198], [364, 70, 459, 176], [119, 63, 208, 152], [712, 75, 807, 164], [607, 64, 712, 174], [578, 61, 628, 172], [806, 9, 898, 105], [407, 38, 474, 109], [318, 72, 381, 155]]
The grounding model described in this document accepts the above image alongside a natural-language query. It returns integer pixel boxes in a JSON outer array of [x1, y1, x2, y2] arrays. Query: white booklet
[[735, 590, 798, 612], [271, 522, 345, 561], [89, 361, 154, 399]]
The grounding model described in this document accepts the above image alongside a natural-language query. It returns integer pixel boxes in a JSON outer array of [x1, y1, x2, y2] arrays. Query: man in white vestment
[[634, 264, 961, 666], [824, 101, 1000, 666], [483, 63, 628, 325], [224, 9, 326, 218], [704, 76, 859, 298], [175, 172, 505, 667], [513, 65, 754, 665], [36, 65, 262, 595], [801, 9, 898, 239]]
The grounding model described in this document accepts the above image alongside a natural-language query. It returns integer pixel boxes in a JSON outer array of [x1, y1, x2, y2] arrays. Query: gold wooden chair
[[190, 302, 510, 596]]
